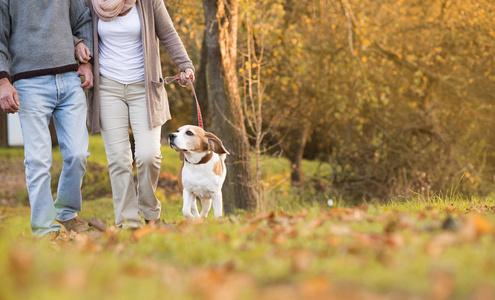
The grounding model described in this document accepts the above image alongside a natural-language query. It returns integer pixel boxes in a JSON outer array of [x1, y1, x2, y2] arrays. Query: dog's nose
[[169, 133, 176, 140]]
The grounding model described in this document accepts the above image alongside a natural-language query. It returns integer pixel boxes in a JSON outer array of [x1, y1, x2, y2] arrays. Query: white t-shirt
[[98, 5, 145, 84]]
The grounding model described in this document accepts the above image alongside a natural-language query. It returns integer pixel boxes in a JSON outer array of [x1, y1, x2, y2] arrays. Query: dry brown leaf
[[75, 233, 102, 252], [239, 223, 259, 235], [88, 217, 107, 232], [271, 233, 287, 245], [131, 226, 156, 241], [292, 249, 313, 272], [329, 225, 352, 236], [356, 204, 369, 212], [214, 232, 230, 242], [292, 209, 309, 219], [258, 284, 300, 300], [247, 212, 275, 223], [338, 209, 366, 222], [190, 266, 255, 300], [8, 247, 33, 287], [326, 235, 341, 247], [471, 284, 495, 300], [298, 274, 332, 299], [471, 214, 494, 235], [425, 232, 458, 256], [122, 261, 158, 278], [353, 233, 377, 248], [57, 268, 88, 290], [426, 270, 455, 300], [306, 216, 326, 229], [277, 210, 290, 218], [328, 208, 354, 217], [385, 233, 405, 249]]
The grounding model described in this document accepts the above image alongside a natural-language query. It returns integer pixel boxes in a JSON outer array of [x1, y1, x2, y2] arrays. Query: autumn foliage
[[163, 0, 495, 203]]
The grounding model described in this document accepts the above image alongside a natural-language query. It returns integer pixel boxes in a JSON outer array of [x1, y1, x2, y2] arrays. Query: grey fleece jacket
[[0, 0, 93, 82]]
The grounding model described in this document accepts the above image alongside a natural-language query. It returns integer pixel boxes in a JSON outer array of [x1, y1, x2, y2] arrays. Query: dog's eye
[[186, 131, 194, 136]]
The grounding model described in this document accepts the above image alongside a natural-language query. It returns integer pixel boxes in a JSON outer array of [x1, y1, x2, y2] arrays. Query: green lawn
[[1, 135, 495, 299]]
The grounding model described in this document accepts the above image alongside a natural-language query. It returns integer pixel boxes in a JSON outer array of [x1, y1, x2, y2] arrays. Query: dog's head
[[168, 125, 230, 160]]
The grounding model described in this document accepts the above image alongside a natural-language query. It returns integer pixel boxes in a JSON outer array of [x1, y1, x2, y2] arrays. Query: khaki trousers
[[99, 76, 162, 228]]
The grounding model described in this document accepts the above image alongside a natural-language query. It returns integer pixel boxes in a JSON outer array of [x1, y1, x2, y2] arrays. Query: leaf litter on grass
[[2, 201, 495, 299]]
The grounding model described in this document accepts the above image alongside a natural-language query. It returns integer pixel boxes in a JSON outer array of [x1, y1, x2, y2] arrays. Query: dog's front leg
[[212, 192, 223, 218], [182, 190, 196, 220]]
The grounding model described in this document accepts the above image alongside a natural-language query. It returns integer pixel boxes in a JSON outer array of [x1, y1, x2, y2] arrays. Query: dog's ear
[[179, 151, 185, 161], [204, 132, 230, 155]]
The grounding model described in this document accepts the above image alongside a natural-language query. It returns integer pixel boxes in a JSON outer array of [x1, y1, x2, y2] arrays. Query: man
[[0, 0, 94, 238]]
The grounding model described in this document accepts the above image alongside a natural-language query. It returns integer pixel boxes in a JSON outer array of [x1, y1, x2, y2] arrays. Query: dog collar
[[185, 151, 213, 165]]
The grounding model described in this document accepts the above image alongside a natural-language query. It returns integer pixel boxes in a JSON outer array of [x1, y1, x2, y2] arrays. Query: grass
[[1, 134, 495, 299]]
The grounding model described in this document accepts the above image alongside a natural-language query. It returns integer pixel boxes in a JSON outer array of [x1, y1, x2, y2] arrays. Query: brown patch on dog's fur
[[213, 160, 223, 176]]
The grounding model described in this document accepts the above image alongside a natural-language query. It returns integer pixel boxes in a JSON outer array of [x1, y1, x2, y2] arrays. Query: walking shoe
[[56, 217, 88, 233]]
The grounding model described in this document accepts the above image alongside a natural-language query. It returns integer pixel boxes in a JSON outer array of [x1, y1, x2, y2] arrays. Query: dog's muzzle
[[168, 133, 177, 148]]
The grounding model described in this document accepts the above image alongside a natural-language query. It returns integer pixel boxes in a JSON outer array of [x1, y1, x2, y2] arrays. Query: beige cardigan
[[84, 0, 195, 133]]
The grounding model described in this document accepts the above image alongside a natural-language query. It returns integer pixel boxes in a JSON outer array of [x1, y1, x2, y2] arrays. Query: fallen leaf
[[426, 270, 455, 300], [247, 212, 275, 223], [328, 208, 354, 217], [385, 233, 405, 249], [58, 268, 88, 290], [306, 216, 326, 229], [298, 274, 332, 298], [8, 246, 34, 287], [329, 225, 352, 236], [425, 232, 458, 256], [471, 214, 494, 235], [292, 249, 312, 272], [131, 226, 156, 241], [214, 232, 230, 242], [239, 223, 259, 235], [88, 217, 107, 232]]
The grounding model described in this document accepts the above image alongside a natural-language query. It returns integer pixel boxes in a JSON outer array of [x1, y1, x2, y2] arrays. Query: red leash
[[165, 74, 204, 129]]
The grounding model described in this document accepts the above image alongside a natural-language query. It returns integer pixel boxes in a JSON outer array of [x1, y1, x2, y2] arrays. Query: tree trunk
[[202, 0, 256, 213], [289, 122, 310, 186]]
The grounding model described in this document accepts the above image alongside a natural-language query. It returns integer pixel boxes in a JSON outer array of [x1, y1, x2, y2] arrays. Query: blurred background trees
[[162, 0, 495, 205]]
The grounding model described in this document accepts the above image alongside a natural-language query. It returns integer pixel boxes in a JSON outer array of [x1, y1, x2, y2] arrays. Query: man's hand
[[179, 68, 195, 84], [77, 63, 93, 90], [75, 42, 91, 64], [0, 77, 20, 114]]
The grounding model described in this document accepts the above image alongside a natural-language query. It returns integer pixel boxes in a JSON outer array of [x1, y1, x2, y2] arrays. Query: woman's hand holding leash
[[180, 68, 195, 84]]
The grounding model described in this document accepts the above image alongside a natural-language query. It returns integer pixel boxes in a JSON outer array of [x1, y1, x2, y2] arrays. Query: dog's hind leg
[[200, 198, 212, 218], [212, 193, 223, 218], [191, 197, 201, 219], [182, 190, 196, 220]]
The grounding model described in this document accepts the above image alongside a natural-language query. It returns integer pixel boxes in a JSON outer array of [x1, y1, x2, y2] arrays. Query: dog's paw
[[182, 211, 196, 221]]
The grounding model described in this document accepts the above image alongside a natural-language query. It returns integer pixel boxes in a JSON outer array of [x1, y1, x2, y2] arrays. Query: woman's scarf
[[91, 0, 137, 21]]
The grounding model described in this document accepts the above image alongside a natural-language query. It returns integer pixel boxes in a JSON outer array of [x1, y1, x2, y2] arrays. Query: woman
[[76, 0, 195, 228]]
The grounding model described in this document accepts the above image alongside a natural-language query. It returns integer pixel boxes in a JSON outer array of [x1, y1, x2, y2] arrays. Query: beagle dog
[[168, 125, 229, 220]]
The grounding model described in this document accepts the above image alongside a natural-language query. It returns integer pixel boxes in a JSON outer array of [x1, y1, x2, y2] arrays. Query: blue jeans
[[15, 72, 89, 237]]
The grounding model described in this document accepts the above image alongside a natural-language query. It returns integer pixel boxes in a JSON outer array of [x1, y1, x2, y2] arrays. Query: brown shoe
[[57, 217, 88, 233]]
